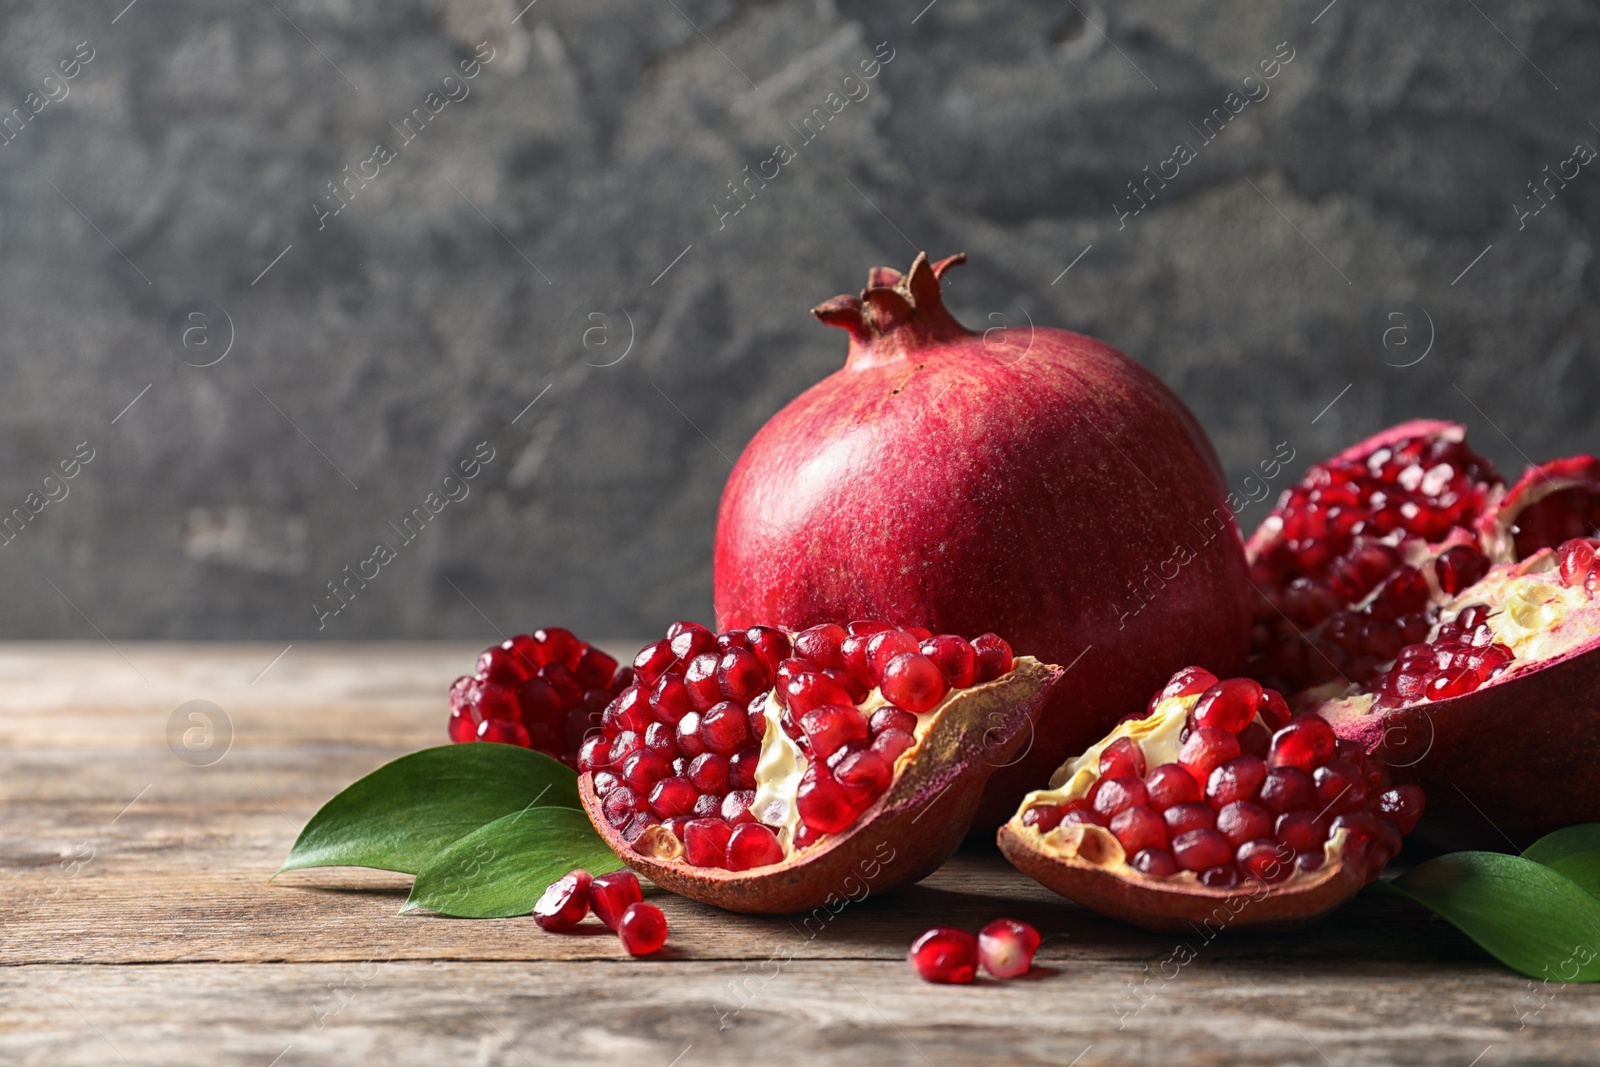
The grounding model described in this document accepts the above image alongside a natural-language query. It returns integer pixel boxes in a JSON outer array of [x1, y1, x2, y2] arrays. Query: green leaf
[[279, 744, 581, 875], [403, 807, 624, 918], [1387, 851, 1600, 982], [1523, 824, 1600, 900]]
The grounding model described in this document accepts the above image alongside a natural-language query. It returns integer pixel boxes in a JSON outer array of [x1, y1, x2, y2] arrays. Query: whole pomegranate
[[714, 253, 1252, 825]]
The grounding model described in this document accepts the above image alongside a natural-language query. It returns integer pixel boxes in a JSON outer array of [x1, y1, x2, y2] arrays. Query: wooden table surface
[[3, 642, 1596, 1066]]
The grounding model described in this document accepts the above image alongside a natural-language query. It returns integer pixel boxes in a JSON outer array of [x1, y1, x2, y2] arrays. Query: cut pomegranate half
[[446, 628, 630, 767], [1244, 420, 1600, 842], [998, 667, 1421, 932], [579, 622, 1062, 913]]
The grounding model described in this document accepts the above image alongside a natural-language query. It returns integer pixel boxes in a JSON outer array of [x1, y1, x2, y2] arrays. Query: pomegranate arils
[[921, 634, 977, 687], [1205, 755, 1267, 808], [971, 633, 1014, 682], [1144, 763, 1200, 809], [1162, 801, 1216, 836], [1274, 810, 1327, 853], [880, 652, 948, 713], [1312, 759, 1368, 814], [700, 701, 751, 755], [648, 776, 697, 819], [533, 869, 592, 932], [1268, 715, 1336, 771], [1178, 727, 1241, 783], [871, 727, 916, 764], [617, 901, 668, 955], [907, 927, 979, 984], [725, 823, 784, 870], [1090, 776, 1148, 820], [801, 704, 869, 759], [1148, 665, 1218, 712], [866, 629, 920, 678], [792, 623, 847, 668], [834, 749, 892, 803], [1215, 800, 1273, 847], [1132, 847, 1180, 878], [1375, 784, 1426, 835], [588, 870, 642, 930], [1236, 839, 1293, 884], [796, 765, 858, 834], [1171, 827, 1233, 872], [1191, 678, 1263, 734], [717, 648, 769, 704], [1022, 803, 1064, 832], [869, 706, 919, 735], [977, 918, 1040, 979], [1109, 806, 1167, 854], [477, 718, 529, 745], [1099, 737, 1147, 780], [1258, 766, 1316, 814]]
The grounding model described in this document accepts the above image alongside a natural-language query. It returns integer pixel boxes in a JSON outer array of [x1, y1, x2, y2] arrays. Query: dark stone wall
[[1, 0, 1595, 639]]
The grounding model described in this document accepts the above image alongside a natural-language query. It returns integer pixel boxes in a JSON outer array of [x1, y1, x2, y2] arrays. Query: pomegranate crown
[[811, 252, 971, 356]]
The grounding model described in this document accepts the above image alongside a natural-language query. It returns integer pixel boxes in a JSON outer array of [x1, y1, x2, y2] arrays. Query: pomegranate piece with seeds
[[907, 927, 979, 984], [578, 620, 1062, 913], [999, 666, 1426, 933], [446, 629, 630, 767], [1245, 421, 1600, 844]]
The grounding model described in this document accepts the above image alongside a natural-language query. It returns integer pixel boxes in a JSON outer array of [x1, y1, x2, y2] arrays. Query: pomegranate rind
[[1477, 454, 1600, 561], [579, 657, 1063, 914]]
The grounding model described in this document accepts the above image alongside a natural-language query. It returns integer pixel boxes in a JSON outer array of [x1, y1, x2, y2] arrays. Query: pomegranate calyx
[[811, 251, 971, 362]]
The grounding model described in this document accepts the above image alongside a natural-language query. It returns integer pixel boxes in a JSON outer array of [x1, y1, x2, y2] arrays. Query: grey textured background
[[2, 0, 1596, 640]]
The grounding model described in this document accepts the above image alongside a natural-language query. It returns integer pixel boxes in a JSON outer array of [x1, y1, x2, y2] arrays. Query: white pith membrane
[[1315, 545, 1600, 724], [1012, 693, 1348, 887]]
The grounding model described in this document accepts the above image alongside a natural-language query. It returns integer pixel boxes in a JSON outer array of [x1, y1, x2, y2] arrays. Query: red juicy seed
[[1192, 678, 1264, 734], [574, 646, 619, 690], [1179, 727, 1242, 783], [579, 739, 608, 771], [473, 681, 521, 721], [682, 653, 722, 712], [686, 752, 729, 793], [588, 870, 642, 929], [1374, 567, 1431, 618], [666, 624, 715, 665], [1216, 800, 1273, 847], [647, 776, 697, 819], [866, 630, 921, 680], [622, 750, 673, 792], [1022, 803, 1064, 832], [717, 648, 770, 704], [1258, 766, 1316, 814], [907, 928, 979, 984], [447, 708, 477, 743], [617, 901, 668, 955], [1148, 666, 1219, 713], [1131, 848, 1180, 878], [449, 674, 476, 712], [700, 701, 751, 755], [1259, 689, 1292, 730], [801, 704, 870, 759], [1269, 715, 1336, 771], [1329, 810, 1384, 872], [1206, 755, 1267, 808], [632, 639, 676, 686], [1275, 810, 1328, 853], [879, 652, 948, 713], [728, 745, 759, 790], [622, 812, 659, 843], [1559, 539, 1598, 587], [592, 770, 622, 797], [871, 728, 916, 764], [797, 765, 859, 834], [840, 634, 876, 687], [609, 730, 643, 766], [1091, 776, 1149, 820], [971, 633, 1014, 682], [834, 749, 892, 804], [793, 623, 848, 669], [604, 686, 653, 733], [505, 634, 546, 675], [662, 815, 693, 840], [725, 823, 784, 870], [1236, 839, 1293, 884], [683, 818, 733, 868], [1163, 801, 1216, 836], [1171, 827, 1233, 872], [601, 785, 641, 828], [977, 919, 1041, 979], [745, 701, 768, 742], [1312, 759, 1368, 813], [745, 626, 792, 675], [533, 869, 592, 932], [1098, 737, 1148, 780], [1428, 666, 1485, 700], [920, 634, 978, 688], [1145, 763, 1202, 809], [1199, 863, 1241, 889], [478, 645, 531, 687], [847, 619, 892, 636], [691, 793, 721, 818], [715, 630, 750, 652], [674, 712, 706, 757], [792, 822, 823, 850], [1110, 806, 1168, 854], [643, 722, 679, 760], [539, 662, 582, 704], [784, 672, 858, 718], [869, 707, 919, 735], [649, 674, 693, 726], [720, 790, 756, 825], [1236, 720, 1272, 759], [534, 628, 583, 671], [1058, 798, 1104, 827], [1375, 784, 1426, 835], [815, 667, 862, 703], [477, 718, 529, 746]]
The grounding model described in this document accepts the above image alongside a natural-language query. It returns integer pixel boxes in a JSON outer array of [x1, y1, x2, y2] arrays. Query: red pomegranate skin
[[714, 253, 1252, 826]]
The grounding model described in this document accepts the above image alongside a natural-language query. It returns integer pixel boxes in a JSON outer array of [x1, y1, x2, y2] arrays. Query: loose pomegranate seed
[[801, 704, 870, 759], [573, 645, 619, 689], [1098, 737, 1148, 780], [477, 718, 529, 745], [1258, 766, 1316, 814], [533, 869, 593, 932], [1178, 727, 1241, 783], [470, 680, 521, 721], [1090, 776, 1148, 820], [879, 652, 948, 713], [793, 623, 848, 668], [1145, 763, 1201, 809], [1109, 806, 1167, 854], [725, 823, 784, 870], [871, 727, 916, 764], [1215, 800, 1274, 847], [1171, 827, 1233, 872], [1274, 810, 1327, 854], [588, 870, 642, 929], [797, 766, 858, 833], [1147, 665, 1219, 712], [1206, 755, 1267, 808], [1268, 715, 1336, 771], [1236, 839, 1293, 883], [617, 901, 668, 955], [978, 918, 1040, 979], [1375, 784, 1426, 835], [516, 677, 562, 727], [1192, 678, 1263, 734], [534, 627, 583, 670], [683, 818, 734, 868], [907, 927, 978, 984], [971, 633, 1014, 682], [1162, 801, 1215, 836], [1022, 803, 1064, 832], [647, 776, 697, 819], [920, 634, 978, 688], [1131, 847, 1180, 878]]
